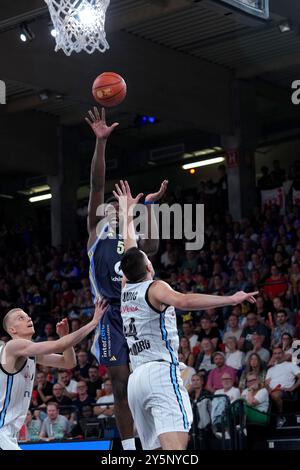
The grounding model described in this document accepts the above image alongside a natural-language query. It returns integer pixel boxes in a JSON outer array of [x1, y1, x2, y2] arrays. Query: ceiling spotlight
[[51, 28, 57, 38], [19, 23, 35, 43], [278, 20, 291, 33]]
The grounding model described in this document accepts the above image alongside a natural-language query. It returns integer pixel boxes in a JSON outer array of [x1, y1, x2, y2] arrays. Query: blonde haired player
[[0, 299, 108, 450], [113, 180, 258, 450]]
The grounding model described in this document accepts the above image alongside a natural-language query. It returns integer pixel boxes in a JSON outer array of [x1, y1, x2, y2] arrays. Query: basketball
[[92, 72, 127, 107]]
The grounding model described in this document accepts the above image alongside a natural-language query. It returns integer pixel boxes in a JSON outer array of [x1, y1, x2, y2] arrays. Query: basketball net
[[45, 0, 111, 56]]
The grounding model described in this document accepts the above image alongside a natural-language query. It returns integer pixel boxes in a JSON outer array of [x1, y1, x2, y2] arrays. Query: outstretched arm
[[149, 280, 257, 311], [37, 318, 77, 369], [139, 180, 168, 256], [4, 299, 108, 366], [85, 107, 119, 245], [113, 180, 143, 252]]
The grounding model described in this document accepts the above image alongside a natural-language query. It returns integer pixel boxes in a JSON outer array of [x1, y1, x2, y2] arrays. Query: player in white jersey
[[113, 180, 258, 450], [0, 298, 108, 450]]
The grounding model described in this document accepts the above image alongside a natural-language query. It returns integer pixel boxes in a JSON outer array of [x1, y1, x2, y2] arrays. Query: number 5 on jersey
[[117, 241, 125, 254]]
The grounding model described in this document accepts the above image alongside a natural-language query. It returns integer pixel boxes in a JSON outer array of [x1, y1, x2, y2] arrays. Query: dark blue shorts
[[92, 304, 129, 367]]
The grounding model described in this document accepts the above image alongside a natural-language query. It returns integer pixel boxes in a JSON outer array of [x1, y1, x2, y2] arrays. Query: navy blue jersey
[[88, 223, 124, 302]]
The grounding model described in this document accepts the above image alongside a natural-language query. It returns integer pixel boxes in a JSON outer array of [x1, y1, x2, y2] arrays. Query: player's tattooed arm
[[85, 107, 119, 239], [139, 180, 168, 256]]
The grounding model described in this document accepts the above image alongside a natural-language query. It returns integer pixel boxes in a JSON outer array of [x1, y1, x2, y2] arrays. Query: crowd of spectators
[[1, 169, 300, 443]]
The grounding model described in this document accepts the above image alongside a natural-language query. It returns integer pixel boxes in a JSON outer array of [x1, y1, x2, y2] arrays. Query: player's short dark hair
[[120, 247, 147, 282]]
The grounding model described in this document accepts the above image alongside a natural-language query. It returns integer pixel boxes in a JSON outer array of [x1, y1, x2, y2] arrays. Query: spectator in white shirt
[[58, 370, 78, 400], [265, 346, 300, 414], [225, 336, 245, 371], [215, 374, 241, 403], [94, 379, 115, 420], [242, 373, 269, 413]]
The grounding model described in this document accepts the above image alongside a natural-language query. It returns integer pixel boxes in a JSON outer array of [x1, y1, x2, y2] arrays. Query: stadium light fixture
[[182, 156, 225, 170], [29, 194, 52, 203], [19, 23, 35, 43]]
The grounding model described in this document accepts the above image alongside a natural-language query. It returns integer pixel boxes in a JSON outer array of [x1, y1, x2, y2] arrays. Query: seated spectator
[[271, 310, 295, 348], [182, 320, 198, 350], [225, 337, 245, 371], [39, 402, 71, 440], [215, 374, 241, 402], [178, 336, 195, 367], [223, 314, 243, 345], [231, 269, 251, 293], [52, 383, 73, 407], [197, 316, 221, 349], [189, 373, 212, 431], [18, 410, 42, 442], [73, 381, 95, 417], [189, 373, 210, 402], [263, 265, 288, 300], [94, 379, 115, 420], [241, 373, 269, 413], [254, 296, 269, 323], [211, 373, 240, 439], [281, 332, 294, 361], [35, 322, 57, 342], [194, 338, 216, 374], [239, 353, 267, 391], [244, 333, 270, 365], [239, 312, 270, 352], [70, 318, 81, 332], [206, 352, 237, 393], [231, 305, 247, 329], [265, 346, 300, 422], [74, 350, 91, 381], [87, 366, 103, 400], [205, 307, 224, 331], [178, 353, 196, 389], [32, 371, 53, 408], [271, 296, 293, 324], [57, 370, 78, 400]]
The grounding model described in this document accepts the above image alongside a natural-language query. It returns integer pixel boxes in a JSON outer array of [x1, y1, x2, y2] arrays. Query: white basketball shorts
[[0, 425, 21, 450], [128, 361, 193, 450]]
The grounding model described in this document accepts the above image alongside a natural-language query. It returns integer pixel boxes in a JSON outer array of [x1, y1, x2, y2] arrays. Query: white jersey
[[121, 280, 179, 370], [0, 345, 36, 435]]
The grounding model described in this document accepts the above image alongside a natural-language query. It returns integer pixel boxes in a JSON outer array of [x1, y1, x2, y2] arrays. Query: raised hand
[[145, 180, 168, 203], [231, 291, 258, 306], [56, 318, 69, 338], [113, 180, 144, 212], [92, 297, 109, 325], [85, 107, 119, 140]]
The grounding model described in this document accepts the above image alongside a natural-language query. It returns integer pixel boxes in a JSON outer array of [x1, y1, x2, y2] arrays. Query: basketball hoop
[[45, 0, 111, 56]]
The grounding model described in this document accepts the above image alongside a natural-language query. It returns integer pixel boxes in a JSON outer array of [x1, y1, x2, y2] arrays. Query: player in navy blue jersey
[[85, 107, 168, 450]]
